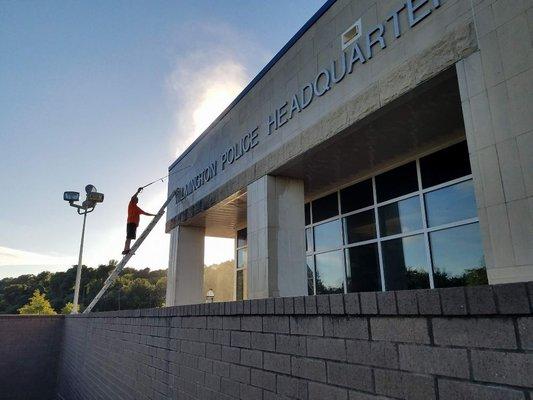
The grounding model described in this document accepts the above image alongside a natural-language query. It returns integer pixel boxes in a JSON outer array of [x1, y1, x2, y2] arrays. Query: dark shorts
[[126, 223, 138, 240]]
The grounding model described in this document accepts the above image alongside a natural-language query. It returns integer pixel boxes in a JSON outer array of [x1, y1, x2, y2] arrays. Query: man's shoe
[[122, 250, 130, 255]]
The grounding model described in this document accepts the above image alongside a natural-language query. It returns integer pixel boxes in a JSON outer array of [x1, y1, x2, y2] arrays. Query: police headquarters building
[[164, 0, 533, 305]]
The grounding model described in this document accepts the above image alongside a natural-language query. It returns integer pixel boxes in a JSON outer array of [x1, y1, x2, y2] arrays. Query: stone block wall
[[0, 315, 64, 400], [57, 283, 533, 400]]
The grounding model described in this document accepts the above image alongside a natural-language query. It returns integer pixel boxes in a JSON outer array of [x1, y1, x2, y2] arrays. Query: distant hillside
[[0, 259, 237, 314], [203, 260, 234, 302]]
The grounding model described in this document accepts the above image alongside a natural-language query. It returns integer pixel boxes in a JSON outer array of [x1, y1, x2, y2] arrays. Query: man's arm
[[131, 187, 143, 201]]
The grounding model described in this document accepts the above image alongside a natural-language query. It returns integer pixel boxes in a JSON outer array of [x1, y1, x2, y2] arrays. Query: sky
[[0, 0, 326, 279]]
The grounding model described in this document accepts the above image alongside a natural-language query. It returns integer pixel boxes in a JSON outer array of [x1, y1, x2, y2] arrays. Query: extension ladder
[[83, 190, 177, 313]]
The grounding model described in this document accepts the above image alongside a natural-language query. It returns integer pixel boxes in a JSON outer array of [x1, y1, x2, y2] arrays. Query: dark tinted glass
[[314, 219, 342, 252], [420, 141, 471, 188], [236, 269, 244, 300], [425, 180, 477, 227], [305, 203, 311, 226], [375, 162, 418, 202], [340, 179, 373, 213], [315, 250, 345, 294], [237, 228, 247, 248], [382, 234, 430, 290], [312, 192, 339, 223], [378, 196, 423, 237], [307, 256, 315, 295], [430, 223, 487, 288], [305, 228, 314, 253], [343, 210, 376, 244], [345, 244, 381, 292]]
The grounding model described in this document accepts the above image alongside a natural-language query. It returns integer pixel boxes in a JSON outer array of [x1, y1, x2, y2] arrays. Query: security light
[[87, 192, 104, 203], [64, 191, 80, 202], [63, 183, 105, 314], [85, 184, 97, 194]]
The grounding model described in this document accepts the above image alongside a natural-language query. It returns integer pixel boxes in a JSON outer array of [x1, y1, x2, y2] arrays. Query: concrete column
[[247, 175, 307, 299], [455, 1, 533, 283], [166, 225, 205, 306]]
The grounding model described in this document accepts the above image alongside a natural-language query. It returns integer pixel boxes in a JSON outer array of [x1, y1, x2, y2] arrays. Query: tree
[[18, 290, 57, 315], [61, 302, 74, 314]]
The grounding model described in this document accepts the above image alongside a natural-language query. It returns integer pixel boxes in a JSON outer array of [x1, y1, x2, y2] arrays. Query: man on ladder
[[122, 187, 158, 255]]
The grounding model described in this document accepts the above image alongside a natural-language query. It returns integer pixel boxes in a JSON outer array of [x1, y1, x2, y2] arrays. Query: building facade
[[165, 0, 533, 306]]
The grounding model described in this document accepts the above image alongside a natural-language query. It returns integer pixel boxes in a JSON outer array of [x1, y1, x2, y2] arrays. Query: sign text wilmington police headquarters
[[175, 0, 441, 203]]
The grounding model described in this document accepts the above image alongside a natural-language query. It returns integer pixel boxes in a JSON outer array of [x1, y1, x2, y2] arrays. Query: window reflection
[[382, 234, 430, 290], [314, 219, 342, 252], [236, 270, 244, 300], [425, 180, 477, 227], [345, 244, 381, 292], [420, 141, 471, 188], [343, 210, 376, 244], [376, 162, 418, 202], [379, 196, 422, 237], [312, 192, 339, 223], [430, 223, 487, 288], [237, 248, 247, 269], [315, 250, 344, 294], [237, 228, 247, 248], [340, 179, 373, 213], [307, 256, 315, 295]]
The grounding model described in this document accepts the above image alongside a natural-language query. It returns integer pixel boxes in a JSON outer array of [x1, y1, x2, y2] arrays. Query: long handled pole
[[72, 211, 87, 314]]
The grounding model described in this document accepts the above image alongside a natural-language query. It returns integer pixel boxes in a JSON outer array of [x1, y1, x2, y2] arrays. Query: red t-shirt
[[127, 200, 146, 225]]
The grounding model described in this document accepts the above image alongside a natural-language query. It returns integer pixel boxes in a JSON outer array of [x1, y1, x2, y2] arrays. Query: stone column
[[247, 175, 307, 299], [455, 1, 532, 283], [166, 225, 205, 306]]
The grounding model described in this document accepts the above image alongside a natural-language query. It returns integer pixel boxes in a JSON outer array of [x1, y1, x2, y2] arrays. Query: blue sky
[[0, 0, 325, 278]]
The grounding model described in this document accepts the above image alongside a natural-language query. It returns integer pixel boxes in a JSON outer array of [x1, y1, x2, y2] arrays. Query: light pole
[[63, 184, 104, 313]]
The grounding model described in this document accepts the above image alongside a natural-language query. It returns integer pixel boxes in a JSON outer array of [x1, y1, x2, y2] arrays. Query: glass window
[[375, 162, 418, 203], [425, 180, 477, 227], [420, 141, 471, 188], [315, 250, 344, 294], [382, 234, 430, 290], [343, 210, 376, 244], [237, 248, 247, 269], [305, 228, 314, 253], [378, 196, 422, 237], [340, 179, 373, 213], [430, 223, 487, 288], [345, 244, 381, 292], [314, 219, 342, 252], [236, 269, 247, 300], [237, 228, 247, 248], [312, 192, 339, 223], [305, 203, 311, 226], [307, 256, 315, 295]]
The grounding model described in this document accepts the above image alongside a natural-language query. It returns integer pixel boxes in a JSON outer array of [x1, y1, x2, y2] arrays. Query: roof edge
[[169, 0, 337, 171]]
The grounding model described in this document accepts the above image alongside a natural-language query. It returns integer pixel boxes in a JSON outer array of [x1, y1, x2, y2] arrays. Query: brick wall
[[0, 315, 64, 400], [56, 282, 533, 400]]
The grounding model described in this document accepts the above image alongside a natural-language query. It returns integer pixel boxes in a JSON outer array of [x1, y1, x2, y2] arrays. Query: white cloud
[[167, 21, 269, 156], [0, 245, 74, 267]]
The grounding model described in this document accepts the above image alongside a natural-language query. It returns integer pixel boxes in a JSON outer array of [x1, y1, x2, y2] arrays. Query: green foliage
[[0, 261, 168, 314], [18, 289, 57, 315], [61, 302, 74, 314]]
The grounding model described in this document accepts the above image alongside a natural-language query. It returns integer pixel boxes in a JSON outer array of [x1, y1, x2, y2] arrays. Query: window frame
[[305, 144, 480, 293]]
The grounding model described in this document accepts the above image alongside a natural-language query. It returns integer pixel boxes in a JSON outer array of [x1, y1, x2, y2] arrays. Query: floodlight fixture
[[63, 191, 80, 202], [85, 184, 97, 194], [87, 192, 104, 203]]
